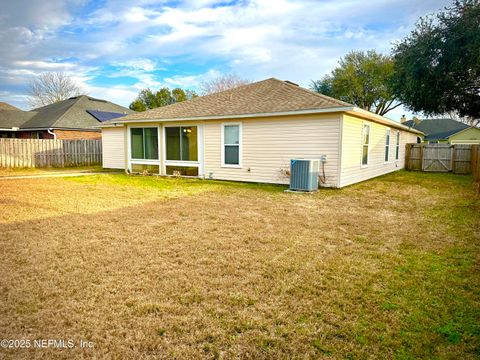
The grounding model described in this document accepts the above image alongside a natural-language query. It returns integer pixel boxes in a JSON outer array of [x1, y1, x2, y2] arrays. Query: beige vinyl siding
[[339, 114, 418, 187], [101, 127, 126, 169], [449, 127, 480, 144], [204, 114, 341, 187]]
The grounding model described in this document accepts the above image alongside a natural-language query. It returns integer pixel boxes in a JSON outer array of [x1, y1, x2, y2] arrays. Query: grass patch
[[0, 170, 478, 358], [0, 165, 108, 177]]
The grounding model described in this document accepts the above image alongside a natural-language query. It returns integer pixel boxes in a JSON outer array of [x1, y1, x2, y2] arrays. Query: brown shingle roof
[[115, 78, 352, 122], [0, 102, 19, 111]]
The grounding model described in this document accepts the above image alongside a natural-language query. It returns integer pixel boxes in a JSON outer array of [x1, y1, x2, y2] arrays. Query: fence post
[[419, 144, 424, 171], [472, 144, 479, 181], [451, 145, 456, 174], [405, 144, 410, 170]]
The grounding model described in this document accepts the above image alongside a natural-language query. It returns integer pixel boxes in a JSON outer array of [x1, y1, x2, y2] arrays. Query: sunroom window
[[165, 126, 198, 161], [131, 128, 158, 160]]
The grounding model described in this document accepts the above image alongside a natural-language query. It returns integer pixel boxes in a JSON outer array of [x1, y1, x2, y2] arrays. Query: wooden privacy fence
[[405, 143, 479, 175], [472, 145, 480, 183], [0, 138, 102, 168]]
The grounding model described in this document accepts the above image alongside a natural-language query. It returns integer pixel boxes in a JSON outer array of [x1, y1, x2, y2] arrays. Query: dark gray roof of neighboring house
[[21, 96, 133, 129], [110, 78, 353, 123], [0, 110, 35, 128], [403, 118, 470, 140], [0, 96, 133, 131]]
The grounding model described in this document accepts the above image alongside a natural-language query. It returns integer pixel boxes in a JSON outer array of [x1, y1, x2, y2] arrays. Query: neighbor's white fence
[[0, 138, 102, 168]]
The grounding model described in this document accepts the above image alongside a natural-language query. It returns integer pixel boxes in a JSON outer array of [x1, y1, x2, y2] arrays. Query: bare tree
[[199, 74, 251, 95], [27, 72, 84, 108], [446, 112, 479, 127]]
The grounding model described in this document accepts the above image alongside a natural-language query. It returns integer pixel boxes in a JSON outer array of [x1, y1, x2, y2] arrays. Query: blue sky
[[0, 0, 452, 120]]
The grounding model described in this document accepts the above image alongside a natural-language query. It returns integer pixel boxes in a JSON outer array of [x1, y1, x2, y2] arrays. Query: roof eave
[[96, 106, 355, 127], [346, 107, 424, 135], [0, 127, 100, 132], [97, 106, 424, 135]]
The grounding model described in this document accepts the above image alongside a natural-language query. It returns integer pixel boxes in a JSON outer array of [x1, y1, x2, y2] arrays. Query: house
[[402, 118, 480, 144], [0, 102, 19, 110], [100, 78, 423, 188], [0, 96, 133, 140]]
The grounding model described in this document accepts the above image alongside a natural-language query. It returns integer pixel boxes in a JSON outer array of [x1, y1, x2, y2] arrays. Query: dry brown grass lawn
[[0, 166, 108, 177], [0, 172, 479, 359]]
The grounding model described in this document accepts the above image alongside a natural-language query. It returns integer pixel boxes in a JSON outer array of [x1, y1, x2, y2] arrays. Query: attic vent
[[284, 80, 299, 86]]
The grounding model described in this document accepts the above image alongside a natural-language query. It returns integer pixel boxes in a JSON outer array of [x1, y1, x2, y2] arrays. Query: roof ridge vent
[[284, 80, 299, 86], [87, 97, 107, 103]]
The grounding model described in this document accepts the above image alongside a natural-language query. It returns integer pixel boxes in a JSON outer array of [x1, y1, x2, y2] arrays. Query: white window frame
[[221, 122, 242, 168], [361, 123, 370, 168], [395, 131, 400, 161], [127, 125, 161, 173], [162, 124, 203, 177], [384, 128, 391, 164]]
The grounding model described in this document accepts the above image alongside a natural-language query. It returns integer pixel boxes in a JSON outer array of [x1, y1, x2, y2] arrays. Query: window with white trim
[[222, 124, 241, 166], [395, 131, 400, 160], [165, 126, 198, 161], [131, 128, 158, 160], [384, 128, 391, 162], [362, 123, 370, 166]]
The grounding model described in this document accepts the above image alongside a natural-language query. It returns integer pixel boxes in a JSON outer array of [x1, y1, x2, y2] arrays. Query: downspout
[[47, 128, 56, 139]]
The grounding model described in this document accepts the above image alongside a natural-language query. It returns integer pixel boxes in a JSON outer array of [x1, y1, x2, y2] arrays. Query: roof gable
[[408, 118, 469, 138], [117, 78, 352, 122], [22, 97, 79, 128]]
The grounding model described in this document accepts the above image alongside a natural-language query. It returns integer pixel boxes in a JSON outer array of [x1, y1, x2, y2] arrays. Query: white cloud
[[164, 69, 221, 88], [0, 90, 30, 110], [13, 60, 76, 71], [0, 0, 73, 29], [0, 0, 453, 117], [111, 59, 160, 72], [85, 85, 139, 108], [123, 7, 158, 23]]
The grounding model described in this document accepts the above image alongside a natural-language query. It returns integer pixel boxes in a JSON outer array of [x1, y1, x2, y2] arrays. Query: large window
[[385, 128, 391, 162], [131, 128, 158, 160], [395, 131, 400, 160], [166, 126, 198, 161], [222, 124, 241, 166], [362, 123, 370, 166]]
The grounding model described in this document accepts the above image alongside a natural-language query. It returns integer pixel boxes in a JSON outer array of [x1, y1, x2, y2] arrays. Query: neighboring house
[[403, 118, 480, 144], [0, 96, 133, 140], [0, 102, 19, 111], [100, 78, 422, 188]]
